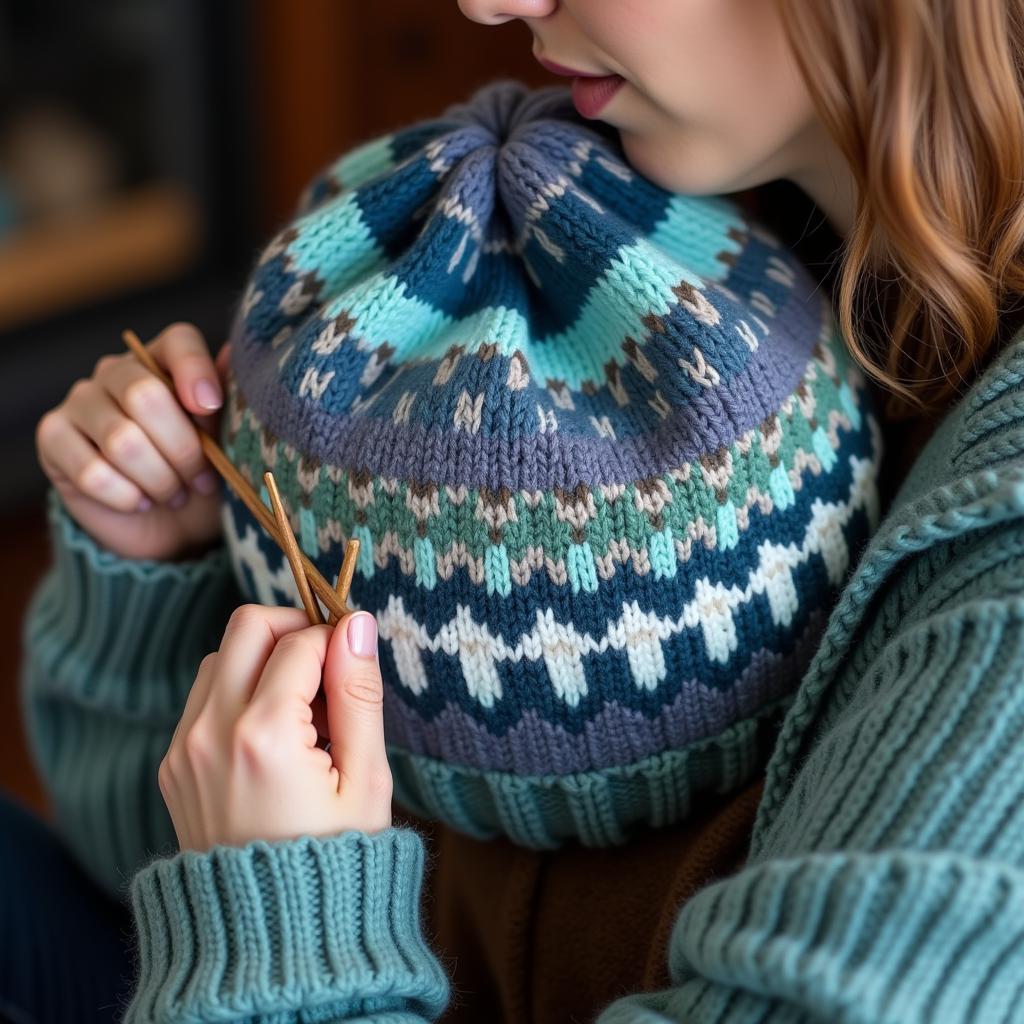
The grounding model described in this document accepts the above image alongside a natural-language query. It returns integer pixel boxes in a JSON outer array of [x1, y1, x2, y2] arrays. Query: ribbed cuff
[[650, 849, 1024, 1024], [389, 693, 787, 849], [125, 828, 450, 1023], [23, 487, 239, 720]]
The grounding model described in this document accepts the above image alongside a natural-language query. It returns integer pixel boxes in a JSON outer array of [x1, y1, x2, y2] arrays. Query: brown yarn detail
[[398, 771, 766, 1023]]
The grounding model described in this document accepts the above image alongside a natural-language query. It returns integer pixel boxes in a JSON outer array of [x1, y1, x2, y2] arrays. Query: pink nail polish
[[169, 488, 188, 509], [194, 379, 222, 410], [137, 496, 152, 512], [347, 613, 377, 658], [192, 470, 218, 495]]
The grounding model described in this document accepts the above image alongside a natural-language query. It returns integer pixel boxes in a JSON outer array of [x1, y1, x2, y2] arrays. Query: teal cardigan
[[19, 332, 1024, 1023]]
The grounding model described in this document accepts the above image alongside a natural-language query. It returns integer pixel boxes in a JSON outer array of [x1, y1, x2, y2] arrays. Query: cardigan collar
[[751, 330, 1024, 853]]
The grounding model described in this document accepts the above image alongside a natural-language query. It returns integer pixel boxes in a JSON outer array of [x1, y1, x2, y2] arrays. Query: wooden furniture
[[252, 2, 549, 232], [0, 183, 202, 334]]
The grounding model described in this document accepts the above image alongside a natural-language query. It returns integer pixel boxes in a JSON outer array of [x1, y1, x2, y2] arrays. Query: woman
[[10, 1, 1024, 1021]]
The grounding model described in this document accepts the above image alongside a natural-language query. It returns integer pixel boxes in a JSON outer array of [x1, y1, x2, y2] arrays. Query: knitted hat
[[219, 79, 882, 849]]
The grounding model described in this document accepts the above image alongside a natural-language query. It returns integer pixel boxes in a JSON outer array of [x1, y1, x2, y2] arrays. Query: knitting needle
[[120, 328, 353, 622], [264, 471, 324, 625], [328, 538, 360, 627]]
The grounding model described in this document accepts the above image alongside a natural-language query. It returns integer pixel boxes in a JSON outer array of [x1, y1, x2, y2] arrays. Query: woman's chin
[[619, 131, 759, 197]]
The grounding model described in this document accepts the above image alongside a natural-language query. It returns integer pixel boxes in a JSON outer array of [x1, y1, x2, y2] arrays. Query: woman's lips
[[570, 74, 626, 118], [536, 55, 604, 77]]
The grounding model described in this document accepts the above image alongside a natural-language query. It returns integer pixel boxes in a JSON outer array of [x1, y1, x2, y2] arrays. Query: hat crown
[[439, 76, 580, 143], [232, 78, 826, 484]]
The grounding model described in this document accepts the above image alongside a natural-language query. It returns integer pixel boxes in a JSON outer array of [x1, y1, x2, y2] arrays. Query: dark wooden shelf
[[0, 181, 203, 333]]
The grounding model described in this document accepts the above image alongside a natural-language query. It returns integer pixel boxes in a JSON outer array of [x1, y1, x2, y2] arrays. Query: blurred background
[[0, 0, 553, 814]]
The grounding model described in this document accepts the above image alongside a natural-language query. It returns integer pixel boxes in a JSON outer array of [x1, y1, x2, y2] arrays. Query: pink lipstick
[[535, 55, 625, 118], [569, 74, 626, 118]]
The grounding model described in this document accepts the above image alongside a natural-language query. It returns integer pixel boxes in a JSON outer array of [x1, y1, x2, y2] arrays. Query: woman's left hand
[[159, 604, 393, 853]]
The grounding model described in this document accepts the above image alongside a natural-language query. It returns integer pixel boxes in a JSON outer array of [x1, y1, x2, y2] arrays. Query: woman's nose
[[457, 0, 557, 26]]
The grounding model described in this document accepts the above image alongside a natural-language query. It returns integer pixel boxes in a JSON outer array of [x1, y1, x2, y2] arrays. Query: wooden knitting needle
[[264, 471, 324, 625], [263, 471, 361, 627], [328, 538, 360, 627], [121, 328, 357, 622]]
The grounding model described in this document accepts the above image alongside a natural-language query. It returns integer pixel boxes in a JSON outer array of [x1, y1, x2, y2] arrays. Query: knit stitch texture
[[18, 328, 1024, 1024], [217, 79, 882, 848]]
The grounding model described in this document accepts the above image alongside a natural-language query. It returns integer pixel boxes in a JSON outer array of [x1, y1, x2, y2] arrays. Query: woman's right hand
[[35, 322, 233, 562]]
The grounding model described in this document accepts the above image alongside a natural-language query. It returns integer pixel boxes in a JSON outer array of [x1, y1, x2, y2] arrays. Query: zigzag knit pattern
[[218, 78, 883, 848]]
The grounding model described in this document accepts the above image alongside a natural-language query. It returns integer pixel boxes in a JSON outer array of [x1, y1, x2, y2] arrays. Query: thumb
[[322, 612, 387, 783]]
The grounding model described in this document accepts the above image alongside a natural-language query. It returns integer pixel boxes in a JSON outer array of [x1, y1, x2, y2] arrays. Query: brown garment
[[396, 771, 765, 1024]]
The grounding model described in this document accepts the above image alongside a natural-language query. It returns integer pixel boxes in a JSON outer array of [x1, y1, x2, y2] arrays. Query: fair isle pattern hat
[[218, 79, 882, 849]]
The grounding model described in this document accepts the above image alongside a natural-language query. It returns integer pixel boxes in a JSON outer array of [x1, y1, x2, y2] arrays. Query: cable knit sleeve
[[19, 487, 242, 899], [594, 395, 1024, 1021]]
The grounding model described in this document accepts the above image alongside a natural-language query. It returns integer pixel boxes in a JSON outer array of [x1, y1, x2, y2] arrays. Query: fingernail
[[346, 612, 377, 658], [136, 496, 152, 511], [194, 378, 222, 411], [192, 469, 218, 495], [169, 488, 188, 509]]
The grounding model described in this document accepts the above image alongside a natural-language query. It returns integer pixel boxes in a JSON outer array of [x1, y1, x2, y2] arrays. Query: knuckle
[[93, 353, 121, 377], [122, 378, 168, 419], [227, 603, 266, 637], [77, 458, 112, 493], [68, 378, 92, 403], [165, 320, 199, 340], [157, 756, 174, 796], [232, 713, 274, 767], [103, 420, 146, 462], [183, 725, 213, 767], [35, 409, 61, 449]]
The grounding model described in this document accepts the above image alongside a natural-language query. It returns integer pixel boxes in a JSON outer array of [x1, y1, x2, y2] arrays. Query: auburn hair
[[774, 0, 1024, 419]]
